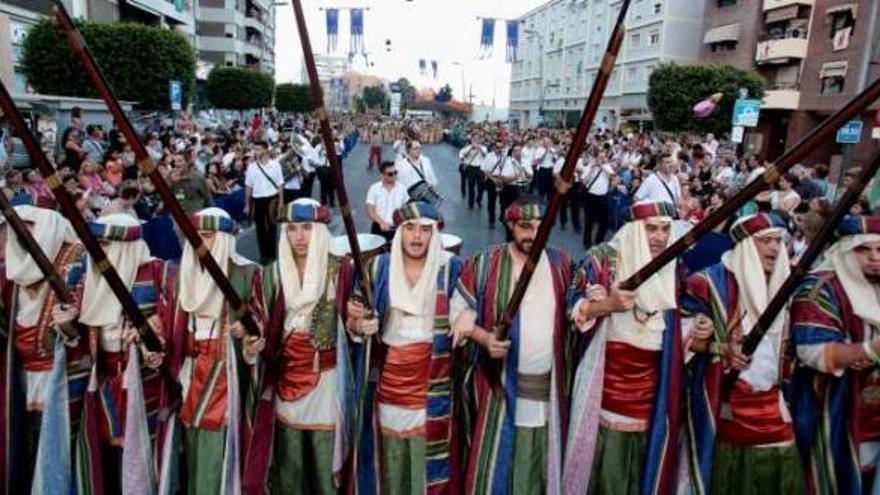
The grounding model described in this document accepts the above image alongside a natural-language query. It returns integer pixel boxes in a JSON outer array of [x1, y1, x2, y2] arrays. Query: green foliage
[[361, 85, 388, 111], [206, 67, 275, 111], [275, 83, 314, 113], [435, 84, 453, 103], [21, 18, 196, 110], [647, 63, 766, 133], [396, 77, 416, 105]]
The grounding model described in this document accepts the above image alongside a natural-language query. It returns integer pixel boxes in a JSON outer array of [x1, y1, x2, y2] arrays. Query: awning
[[765, 5, 800, 24], [820, 61, 848, 78], [827, 3, 857, 16], [703, 23, 741, 44]]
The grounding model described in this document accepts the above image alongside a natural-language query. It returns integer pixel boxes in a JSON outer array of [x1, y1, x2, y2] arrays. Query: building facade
[[509, 0, 706, 130], [195, 0, 275, 74], [699, 0, 879, 167]]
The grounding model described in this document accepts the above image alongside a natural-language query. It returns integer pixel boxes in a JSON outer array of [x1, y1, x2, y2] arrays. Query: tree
[[396, 77, 416, 105], [361, 85, 388, 111], [206, 67, 275, 111], [435, 84, 453, 103], [647, 63, 765, 133], [275, 83, 313, 113], [21, 19, 196, 111]]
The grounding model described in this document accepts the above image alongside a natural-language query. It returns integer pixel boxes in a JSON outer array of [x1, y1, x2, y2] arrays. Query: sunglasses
[[384, 171, 397, 176]]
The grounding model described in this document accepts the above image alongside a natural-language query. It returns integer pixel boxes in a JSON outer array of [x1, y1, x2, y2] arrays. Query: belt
[[516, 372, 551, 402]]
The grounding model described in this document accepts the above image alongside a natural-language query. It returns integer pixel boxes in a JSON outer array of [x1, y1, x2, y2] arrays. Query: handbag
[[254, 161, 282, 223]]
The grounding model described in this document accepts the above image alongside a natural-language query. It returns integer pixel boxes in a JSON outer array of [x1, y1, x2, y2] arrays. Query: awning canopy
[[820, 61, 848, 78], [827, 3, 857, 16], [703, 23, 741, 44], [765, 5, 800, 24]]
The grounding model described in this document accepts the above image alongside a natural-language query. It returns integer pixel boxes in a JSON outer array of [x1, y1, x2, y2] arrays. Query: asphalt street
[[237, 142, 588, 261]]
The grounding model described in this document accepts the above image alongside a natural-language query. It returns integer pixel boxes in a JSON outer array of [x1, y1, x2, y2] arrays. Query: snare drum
[[330, 233, 386, 260], [407, 180, 443, 207], [440, 233, 463, 255]]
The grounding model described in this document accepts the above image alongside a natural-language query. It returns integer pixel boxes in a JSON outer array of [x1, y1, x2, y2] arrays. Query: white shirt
[[635, 171, 681, 205], [245, 159, 284, 198], [481, 151, 505, 174], [581, 160, 614, 196], [459, 145, 487, 167], [366, 181, 409, 225], [533, 146, 556, 169], [309, 144, 329, 169], [396, 155, 438, 189], [500, 156, 532, 183]]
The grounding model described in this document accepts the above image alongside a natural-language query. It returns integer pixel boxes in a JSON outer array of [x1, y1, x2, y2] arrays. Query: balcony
[[763, 0, 813, 11], [756, 37, 808, 63], [763, 88, 801, 110]]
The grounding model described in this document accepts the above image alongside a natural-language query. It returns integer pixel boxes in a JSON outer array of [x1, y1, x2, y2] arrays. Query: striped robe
[[455, 245, 572, 495], [790, 271, 879, 495]]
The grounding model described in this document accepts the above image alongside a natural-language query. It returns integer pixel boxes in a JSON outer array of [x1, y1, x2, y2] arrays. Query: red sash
[[377, 343, 433, 410], [858, 372, 880, 443], [179, 337, 228, 431], [602, 341, 660, 423], [276, 333, 337, 402], [717, 381, 793, 446], [14, 325, 54, 372]]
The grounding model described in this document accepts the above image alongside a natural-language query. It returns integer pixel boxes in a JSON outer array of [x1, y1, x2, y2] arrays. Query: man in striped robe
[[790, 215, 880, 494], [74, 213, 169, 492], [346, 201, 466, 494], [0, 194, 93, 492], [563, 201, 683, 495], [452, 195, 573, 495], [681, 213, 805, 494], [243, 199, 354, 494], [159, 207, 266, 494]]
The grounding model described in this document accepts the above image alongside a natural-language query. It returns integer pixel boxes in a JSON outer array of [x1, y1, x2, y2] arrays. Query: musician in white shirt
[[481, 140, 507, 229], [459, 135, 487, 209], [499, 143, 533, 239], [580, 150, 616, 248], [531, 137, 557, 199], [635, 153, 681, 206], [366, 161, 410, 242], [396, 140, 438, 191]]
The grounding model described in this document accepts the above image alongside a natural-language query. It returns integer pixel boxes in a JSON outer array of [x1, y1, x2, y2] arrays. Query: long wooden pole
[[618, 76, 880, 291], [721, 145, 880, 399], [51, 1, 260, 337], [495, 0, 631, 341], [0, 81, 162, 352], [288, 1, 375, 489]]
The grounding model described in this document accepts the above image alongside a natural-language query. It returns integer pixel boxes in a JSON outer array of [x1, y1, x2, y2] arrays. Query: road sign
[[732, 99, 761, 128], [836, 119, 863, 144], [169, 80, 182, 111], [731, 125, 745, 143]]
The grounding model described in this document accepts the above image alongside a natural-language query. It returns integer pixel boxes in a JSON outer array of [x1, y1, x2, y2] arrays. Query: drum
[[330, 233, 386, 260], [440, 233, 463, 255], [407, 180, 443, 207], [512, 180, 531, 197]]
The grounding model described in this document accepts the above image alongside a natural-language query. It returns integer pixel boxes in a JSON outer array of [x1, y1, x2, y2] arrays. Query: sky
[[273, 0, 548, 109]]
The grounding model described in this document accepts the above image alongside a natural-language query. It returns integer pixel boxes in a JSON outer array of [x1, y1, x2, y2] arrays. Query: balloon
[[693, 100, 716, 118]]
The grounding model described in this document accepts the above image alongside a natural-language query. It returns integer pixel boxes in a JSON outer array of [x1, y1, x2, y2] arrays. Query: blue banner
[[419, 59, 427, 76], [480, 18, 495, 57], [506, 21, 519, 62], [326, 8, 339, 53], [350, 8, 364, 55], [431, 60, 438, 79]]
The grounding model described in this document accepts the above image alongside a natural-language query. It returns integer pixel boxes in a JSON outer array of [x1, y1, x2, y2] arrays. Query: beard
[[866, 273, 880, 285], [514, 238, 534, 255]]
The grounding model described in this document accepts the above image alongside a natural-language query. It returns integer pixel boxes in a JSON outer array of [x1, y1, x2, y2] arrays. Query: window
[[710, 40, 738, 52], [631, 33, 641, 46], [654, 3, 662, 14], [649, 31, 660, 45], [829, 9, 856, 40], [717, 0, 737, 7], [821, 76, 845, 95], [627, 67, 638, 81]]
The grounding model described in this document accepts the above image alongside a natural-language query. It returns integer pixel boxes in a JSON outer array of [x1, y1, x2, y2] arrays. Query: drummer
[[366, 160, 409, 243]]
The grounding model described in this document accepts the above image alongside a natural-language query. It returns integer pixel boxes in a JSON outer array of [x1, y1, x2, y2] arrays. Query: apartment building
[[509, 0, 706, 129], [195, 0, 275, 74]]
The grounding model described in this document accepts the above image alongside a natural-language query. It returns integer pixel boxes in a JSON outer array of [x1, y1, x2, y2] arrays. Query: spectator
[[101, 179, 140, 218], [365, 161, 409, 242], [170, 152, 212, 215], [206, 162, 231, 196], [62, 126, 87, 172], [634, 152, 681, 206], [82, 125, 106, 164]]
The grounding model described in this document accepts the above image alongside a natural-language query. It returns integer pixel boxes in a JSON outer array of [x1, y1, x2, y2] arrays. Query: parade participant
[[790, 216, 880, 494], [498, 144, 533, 239], [0, 195, 91, 491], [682, 213, 805, 494], [346, 201, 466, 494], [244, 199, 354, 494], [453, 195, 573, 494], [635, 153, 681, 207], [459, 134, 487, 209], [159, 207, 266, 494], [481, 139, 506, 229], [76, 213, 168, 492], [366, 161, 409, 243], [532, 136, 557, 199], [396, 141, 438, 198], [564, 201, 682, 495]]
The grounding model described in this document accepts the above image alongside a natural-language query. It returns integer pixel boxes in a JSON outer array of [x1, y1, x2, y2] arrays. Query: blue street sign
[[732, 98, 761, 128], [169, 80, 182, 111], [836, 119, 864, 144]]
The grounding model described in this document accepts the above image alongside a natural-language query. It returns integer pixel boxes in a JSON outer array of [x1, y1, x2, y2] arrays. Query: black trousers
[[301, 172, 316, 199], [253, 196, 278, 262], [465, 166, 482, 208], [316, 167, 335, 206], [583, 192, 609, 248], [536, 168, 554, 199], [459, 164, 467, 198], [370, 222, 395, 244], [559, 187, 582, 231], [484, 179, 499, 226]]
